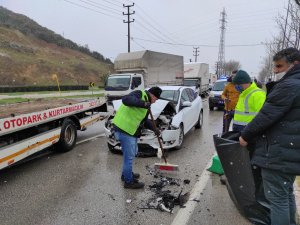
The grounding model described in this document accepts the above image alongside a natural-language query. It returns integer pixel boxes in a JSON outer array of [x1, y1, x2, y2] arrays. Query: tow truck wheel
[[57, 119, 77, 152]]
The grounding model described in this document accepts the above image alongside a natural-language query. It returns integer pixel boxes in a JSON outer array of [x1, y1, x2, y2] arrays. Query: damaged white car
[[104, 86, 203, 156]]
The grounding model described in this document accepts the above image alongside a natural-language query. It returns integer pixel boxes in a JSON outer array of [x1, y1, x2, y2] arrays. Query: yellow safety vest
[[113, 91, 149, 135], [233, 82, 266, 126]]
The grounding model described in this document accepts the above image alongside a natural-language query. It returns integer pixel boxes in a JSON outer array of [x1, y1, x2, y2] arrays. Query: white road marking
[[77, 134, 105, 144], [171, 158, 213, 225]]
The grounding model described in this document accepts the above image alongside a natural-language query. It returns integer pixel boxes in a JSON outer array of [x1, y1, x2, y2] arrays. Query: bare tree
[[258, 54, 273, 82], [276, 0, 300, 49], [259, 1, 300, 82], [224, 60, 241, 75]]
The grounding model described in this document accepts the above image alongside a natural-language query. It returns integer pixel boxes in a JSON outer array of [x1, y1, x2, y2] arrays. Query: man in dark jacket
[[239, 47, 300, 225], [113, 87, 162, 189]]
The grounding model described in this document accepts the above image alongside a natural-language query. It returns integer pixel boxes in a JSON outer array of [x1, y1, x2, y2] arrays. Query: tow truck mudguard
[[213, 131, 270, 225]]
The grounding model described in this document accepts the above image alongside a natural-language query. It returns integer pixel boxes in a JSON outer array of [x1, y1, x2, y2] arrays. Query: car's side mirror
[[182, 101, 192, 107]]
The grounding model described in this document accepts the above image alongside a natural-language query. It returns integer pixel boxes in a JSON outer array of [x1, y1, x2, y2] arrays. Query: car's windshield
[[183, 79, 197, 86], [105, 75, 131, 90], [160, 90, 180, 103], [212, 81, 227, 91]]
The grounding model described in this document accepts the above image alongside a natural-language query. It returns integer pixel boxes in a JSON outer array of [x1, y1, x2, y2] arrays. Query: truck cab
[[183, 62, 209, 97], [104, 73, 144, 106], [183, 78, 201, 95]]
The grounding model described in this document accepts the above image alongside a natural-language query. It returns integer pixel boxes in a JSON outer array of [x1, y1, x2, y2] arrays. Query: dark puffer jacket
[[241, 63, 300, 175]]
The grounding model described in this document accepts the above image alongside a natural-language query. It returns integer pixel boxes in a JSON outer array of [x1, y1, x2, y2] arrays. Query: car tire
[[195, 110, 203, 129], [56, 118, 77, 152], [107, 143, 122, 155], [174, 124, 184, 150]]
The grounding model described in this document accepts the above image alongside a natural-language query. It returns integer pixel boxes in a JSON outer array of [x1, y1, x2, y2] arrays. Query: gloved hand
[[224, 98, 231, 102], [144, 101, 151, 109], [154, 128, 161, 136]]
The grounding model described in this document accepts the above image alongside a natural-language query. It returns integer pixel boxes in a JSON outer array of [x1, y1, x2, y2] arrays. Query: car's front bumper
[[209, 96, 224, 107], [104, 127, 180, 152]]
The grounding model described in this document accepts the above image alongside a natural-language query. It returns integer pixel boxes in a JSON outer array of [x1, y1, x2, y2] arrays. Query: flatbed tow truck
[[0, 98, 107, 170]]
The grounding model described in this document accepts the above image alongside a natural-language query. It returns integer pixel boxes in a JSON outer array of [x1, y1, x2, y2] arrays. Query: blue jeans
[[114, 131, 138, 183], [261, 168, 296, 225]]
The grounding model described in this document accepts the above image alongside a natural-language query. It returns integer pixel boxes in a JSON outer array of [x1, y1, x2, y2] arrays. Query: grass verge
[[0, 94, 104, 105], [0, 98, 30, 104], [3, 87, 103, 96]]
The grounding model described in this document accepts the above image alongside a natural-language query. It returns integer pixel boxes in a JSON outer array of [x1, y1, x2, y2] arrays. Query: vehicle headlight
[[209, 92, 214, 98]]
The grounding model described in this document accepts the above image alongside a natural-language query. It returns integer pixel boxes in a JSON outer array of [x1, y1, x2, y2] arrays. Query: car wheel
[[174, 124, 184, 150], [195, 110, 203, 129], [107, 143, 122, 155], [55, 118, 77, 152]]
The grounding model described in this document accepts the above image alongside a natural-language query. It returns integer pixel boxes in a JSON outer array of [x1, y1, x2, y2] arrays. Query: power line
[[78, 0, 121, 14], [131, 36, 270, 47], [134, 21, 176, 46], [134, 3, 183, 45], [131, 37, 146, 50], [134, 12, 177, 44], [62, 0, 122, 20], [99, 0, 123, 8]]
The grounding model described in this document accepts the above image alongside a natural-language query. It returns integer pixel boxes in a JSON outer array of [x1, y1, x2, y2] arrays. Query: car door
[[186, 88, 201, 127], [179, 88, 194, 134]]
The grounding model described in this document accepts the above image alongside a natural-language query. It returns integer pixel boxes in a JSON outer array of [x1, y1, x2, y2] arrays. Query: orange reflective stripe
[[81, 117, 101, 128], [0, 135, 59, 163]]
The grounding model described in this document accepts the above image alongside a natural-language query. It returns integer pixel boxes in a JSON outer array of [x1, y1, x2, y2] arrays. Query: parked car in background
[[104, 86, 203, 156], [208, 78, 228, 110]]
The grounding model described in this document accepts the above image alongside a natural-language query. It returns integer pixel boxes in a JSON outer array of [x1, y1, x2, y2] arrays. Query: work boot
[[124, 180, 145, 189], [121, 172, 140, 182]]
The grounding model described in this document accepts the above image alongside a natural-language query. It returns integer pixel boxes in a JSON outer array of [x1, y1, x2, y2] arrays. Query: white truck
[[183, 62, 210, 96], [0, 98, 107, 170], [105, 50, 183, 106]]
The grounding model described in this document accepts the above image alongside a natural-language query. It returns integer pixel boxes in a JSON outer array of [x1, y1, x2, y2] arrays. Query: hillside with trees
[[0, 6, 113, 86]]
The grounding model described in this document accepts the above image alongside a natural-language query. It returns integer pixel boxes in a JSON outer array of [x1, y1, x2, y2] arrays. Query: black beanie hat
[[233, 70, 251, 84], [148, 86, 162, 98]]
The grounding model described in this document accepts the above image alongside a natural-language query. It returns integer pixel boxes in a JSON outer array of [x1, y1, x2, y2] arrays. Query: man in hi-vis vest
[[113, 87, 162, 189], [232, 70, 266, 132]]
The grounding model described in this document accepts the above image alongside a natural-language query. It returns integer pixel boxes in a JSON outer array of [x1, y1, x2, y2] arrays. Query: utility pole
[[123, 3, 135, 53], [193, 47, 199, 62], [217, 8, 227, 78]]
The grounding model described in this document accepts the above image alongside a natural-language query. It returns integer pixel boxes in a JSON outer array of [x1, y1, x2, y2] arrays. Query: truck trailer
[[0, 98, 107, 170], [183, 62, 210, 96], [105, 50, 183, 106]]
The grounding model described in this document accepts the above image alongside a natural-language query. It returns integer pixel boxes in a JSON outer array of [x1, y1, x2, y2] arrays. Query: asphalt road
[[0, 101, 251, 225]]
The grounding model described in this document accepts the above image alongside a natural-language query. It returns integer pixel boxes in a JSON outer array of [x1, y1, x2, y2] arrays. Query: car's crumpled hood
[[112, 99, 172, 120]]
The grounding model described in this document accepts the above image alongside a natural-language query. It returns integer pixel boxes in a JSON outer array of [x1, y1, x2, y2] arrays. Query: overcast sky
[[0, 0, 288, 76]]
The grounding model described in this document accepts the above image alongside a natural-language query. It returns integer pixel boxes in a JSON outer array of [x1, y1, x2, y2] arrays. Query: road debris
[[141, 165, 191, 213], [183, 179, 190, 184]]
